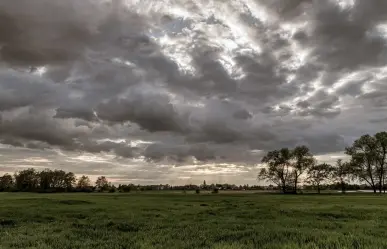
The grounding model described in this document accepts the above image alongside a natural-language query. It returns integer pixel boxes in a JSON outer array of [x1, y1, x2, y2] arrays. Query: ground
[[1, 192, 387, 249]]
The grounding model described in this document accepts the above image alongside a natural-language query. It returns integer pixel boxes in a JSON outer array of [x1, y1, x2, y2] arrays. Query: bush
[[75, 187, 93, 193], [9, 188, 20, 192], [109, 187, 116, 193], [120, 186, 131, 192], [195, 189, 200, 194], [212, 188, 219, 194]]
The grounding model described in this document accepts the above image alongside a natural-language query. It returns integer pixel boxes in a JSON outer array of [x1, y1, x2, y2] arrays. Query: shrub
[[121, 186, 131, 192], [195, 189, 200, 194], [75, 187, 93, 193], [212, 188, 219, 194]]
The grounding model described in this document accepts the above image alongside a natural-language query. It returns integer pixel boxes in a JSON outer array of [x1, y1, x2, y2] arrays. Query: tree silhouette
[[306, 163, 331, 194], [259, 148, 293, 193]]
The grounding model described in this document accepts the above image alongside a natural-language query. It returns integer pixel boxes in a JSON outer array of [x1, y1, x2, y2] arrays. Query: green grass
[[1, 192, 387, 249]]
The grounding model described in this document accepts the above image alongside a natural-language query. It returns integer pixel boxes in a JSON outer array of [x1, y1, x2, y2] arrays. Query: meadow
[[1, 192, 387, 249]]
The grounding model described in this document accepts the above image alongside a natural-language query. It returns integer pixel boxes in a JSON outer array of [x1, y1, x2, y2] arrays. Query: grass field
[[1, 192, 387, 249]]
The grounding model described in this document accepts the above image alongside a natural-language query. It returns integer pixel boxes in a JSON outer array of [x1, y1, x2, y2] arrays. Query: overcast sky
[[0, 0, 386, 185]]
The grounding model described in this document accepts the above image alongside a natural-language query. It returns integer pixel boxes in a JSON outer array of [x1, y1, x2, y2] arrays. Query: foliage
[[330, 159, 351, 194], [259, 148, 293, 193], [39, 169, 76, 192], [14, 168, 39, 191], [306, 163, 331, 194], [108, 185, 117, 193], [95, 176, 109, 192], [259, 146, 315, 193], [345, 132, 387, 193], [0, 170, 109, 193], [0, 174, 13, 191], [118, 184, 134, 192], [77, 175, 92, 190], [292, 145, 315, 193]]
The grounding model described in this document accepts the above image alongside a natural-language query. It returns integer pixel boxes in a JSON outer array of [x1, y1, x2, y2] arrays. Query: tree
[[306, 163, 331, 194], [118, 184, 134, 192], [374, 132, 387, 193], [108, 184, 117, 193], [14, 168, 39, 191], [331, 159, 351, 194], [0, 174, 14, 191], [39, 169, 55, 190], [345, 134, 386, 193], [64, 172, 76, 191], [38, 169, 76, 192], [77, 175, 91, 189], [52, 170, 67, 189], [259, 148, 293, 193], [95, 176, 109, 192], [200, 180, 208, 190], [292, 145, 315, 193]]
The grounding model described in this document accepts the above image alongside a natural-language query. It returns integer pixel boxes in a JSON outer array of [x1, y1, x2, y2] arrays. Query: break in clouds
[[0, 0, 386, 184]]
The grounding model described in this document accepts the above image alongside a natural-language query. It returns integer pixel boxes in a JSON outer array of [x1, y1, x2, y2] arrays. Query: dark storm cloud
[[0, 108, 81, 148], [0, 0, 95, 66], [0, 0, 387, 170], [96, 85, 184, 132], [0, 107, 137, 158], [0, 0, 150, 67], [144, 142, 262, 165], [0, 70, 62, 111], [54, 106, 97, 122]]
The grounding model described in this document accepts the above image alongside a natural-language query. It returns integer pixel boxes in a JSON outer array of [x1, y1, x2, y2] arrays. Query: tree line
[[0, 169, 264, 193], [0, 168, 376, 193], [0, 168, 117, 193], [258, 131, 387, 194]]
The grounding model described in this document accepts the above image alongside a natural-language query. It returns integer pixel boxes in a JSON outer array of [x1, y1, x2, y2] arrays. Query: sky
[[0, 0, 386, 185]]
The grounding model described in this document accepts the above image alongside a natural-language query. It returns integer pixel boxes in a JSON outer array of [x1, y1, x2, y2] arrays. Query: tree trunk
[[294, 176, 298, 194], [282, 185, 286, 194], [341, 180, 346, 194], [369, 168, 377, 193], [379, 172, 383, 193], [317, 184, 320, 194]]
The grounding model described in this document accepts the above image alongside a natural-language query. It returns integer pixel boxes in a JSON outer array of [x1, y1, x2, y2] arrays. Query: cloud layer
[[0, 0, 386, 183]]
